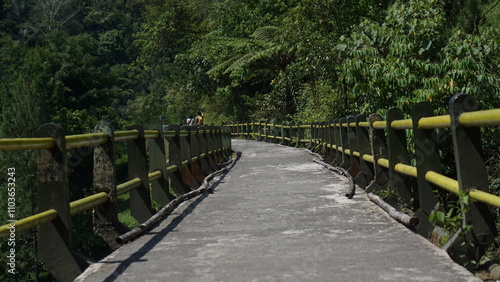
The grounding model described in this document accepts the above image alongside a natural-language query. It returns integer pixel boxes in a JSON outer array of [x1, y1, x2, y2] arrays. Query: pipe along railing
[[0, 122, 232, 281], [228, 93, 500, 270]]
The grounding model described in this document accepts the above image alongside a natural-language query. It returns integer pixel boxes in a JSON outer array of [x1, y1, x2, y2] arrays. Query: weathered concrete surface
[[76, 139, 479, 281]]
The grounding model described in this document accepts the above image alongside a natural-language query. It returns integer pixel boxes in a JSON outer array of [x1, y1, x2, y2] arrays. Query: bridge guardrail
[[228, 93, 500, 270], [0, 122, 232, 281]]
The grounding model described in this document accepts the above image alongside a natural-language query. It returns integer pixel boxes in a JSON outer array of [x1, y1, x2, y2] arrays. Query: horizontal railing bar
[[0, 138, 55, 151], [390, 119, 413, 130], [459, 109, 500, 127], [0, 209, 58, 239], [418, 115, 451, 129], [358, 122, 370, 127], [70, 192, 109, 216], [144, 130, 160, 139], [114, 130, 140, 142], [425, 171, 459, 194], [116, 178, 142, 196], [66, 133, 108, 149], [148, 171, 163, 182], [362, 154, 375, 163], [394, 163, 418, 178], [167, 165, 178, 173], [377, 158, 390, 168], [372, 121, 387, 129], [469, 189, 500, 208]]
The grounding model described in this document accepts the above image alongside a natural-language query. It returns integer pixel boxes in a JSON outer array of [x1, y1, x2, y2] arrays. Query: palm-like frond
[[207, 26, 294, 79]]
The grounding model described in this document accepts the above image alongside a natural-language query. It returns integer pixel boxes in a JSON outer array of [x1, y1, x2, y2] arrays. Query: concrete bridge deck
[[76, 139, 478, 281]]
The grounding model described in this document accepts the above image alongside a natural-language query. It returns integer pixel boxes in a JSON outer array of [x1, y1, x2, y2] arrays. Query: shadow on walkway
[[100, 155, 241, 281]]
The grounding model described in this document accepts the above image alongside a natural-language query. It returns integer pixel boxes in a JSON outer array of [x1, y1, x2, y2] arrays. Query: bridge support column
[[444, 93, 497, 270], [93, 122, 128, 249], [37, 123, 87, 281]]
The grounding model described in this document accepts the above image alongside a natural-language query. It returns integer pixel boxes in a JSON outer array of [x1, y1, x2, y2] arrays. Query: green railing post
[[222, 126, 232, 158], [354, 115, 374, 189], [366, 114, 389, 195], [324, 120, 334, 163], [93, 122, 127, 249], [166, 124, 189, 194], [180, 125, 199, 188], [127, 125, 155, 222], [198, 127, 214, 175], [213, 126, 224, 163], [188, 126, 204, 184], [411, 102, 442, 237], [149, 124, 175, 206], [280, 122, 287, 145], [445, 93, 497, 269], [332, 119, 340, 164], [289, 122, 297, 147], [206, 126, 218, 170], [297, 123, 304, 148], [386, 108, 415, 206], [347, 116, 361, 177], [338, 117, 350, 170], [37, 123, 87, 281]]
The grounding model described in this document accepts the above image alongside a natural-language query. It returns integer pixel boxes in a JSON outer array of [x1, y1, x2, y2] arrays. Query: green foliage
[[339, 0, 499, 115]]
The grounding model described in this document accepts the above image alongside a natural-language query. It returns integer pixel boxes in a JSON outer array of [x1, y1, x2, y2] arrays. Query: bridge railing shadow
[[228, 93, 500, 271]]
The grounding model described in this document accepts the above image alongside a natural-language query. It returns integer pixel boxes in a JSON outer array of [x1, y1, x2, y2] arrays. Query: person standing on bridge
[[195, 111, 204, 125]]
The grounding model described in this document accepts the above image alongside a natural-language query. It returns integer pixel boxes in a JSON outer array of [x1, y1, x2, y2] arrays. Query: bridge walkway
[[76, 139, 478, 281]]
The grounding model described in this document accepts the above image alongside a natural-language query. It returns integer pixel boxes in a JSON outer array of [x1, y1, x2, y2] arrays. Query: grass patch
[[117, 193, 140, 230]]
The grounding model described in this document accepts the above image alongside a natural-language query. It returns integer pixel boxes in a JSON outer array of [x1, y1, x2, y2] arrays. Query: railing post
[[149, 123, 175, 206], [93, 122, 127, 249], [324, 120, 335, 163], [338, 117, 350, 170], [198, 126, 214, 175], [188, 126, 205, 184], [37, 123, 87, 281], [386, 108, 415, 206], [411, 102, 442, 237], [289, 122, 297, 147], [445, 93, 497, 269], [308, 123, 314, 149], [127, 124, 155, 223], [297, 123, 304, 148], [353, 115, 373, 189], [213, 126, 224, 163], [366, 114, 389, 195], [206, 126, 218, 170], [180, 125, 199, 188], [347, 116, 361, 177], [166, 124, 189, 195], [332, 119, 340, 164]]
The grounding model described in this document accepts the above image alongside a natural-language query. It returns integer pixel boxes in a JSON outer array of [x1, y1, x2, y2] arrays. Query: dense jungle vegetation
[[0, 0, 499, 280]]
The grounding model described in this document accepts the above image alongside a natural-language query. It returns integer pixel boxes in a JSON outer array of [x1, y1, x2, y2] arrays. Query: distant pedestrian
[[186, 115, 194, 125], [195, 111, 204, 125]]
